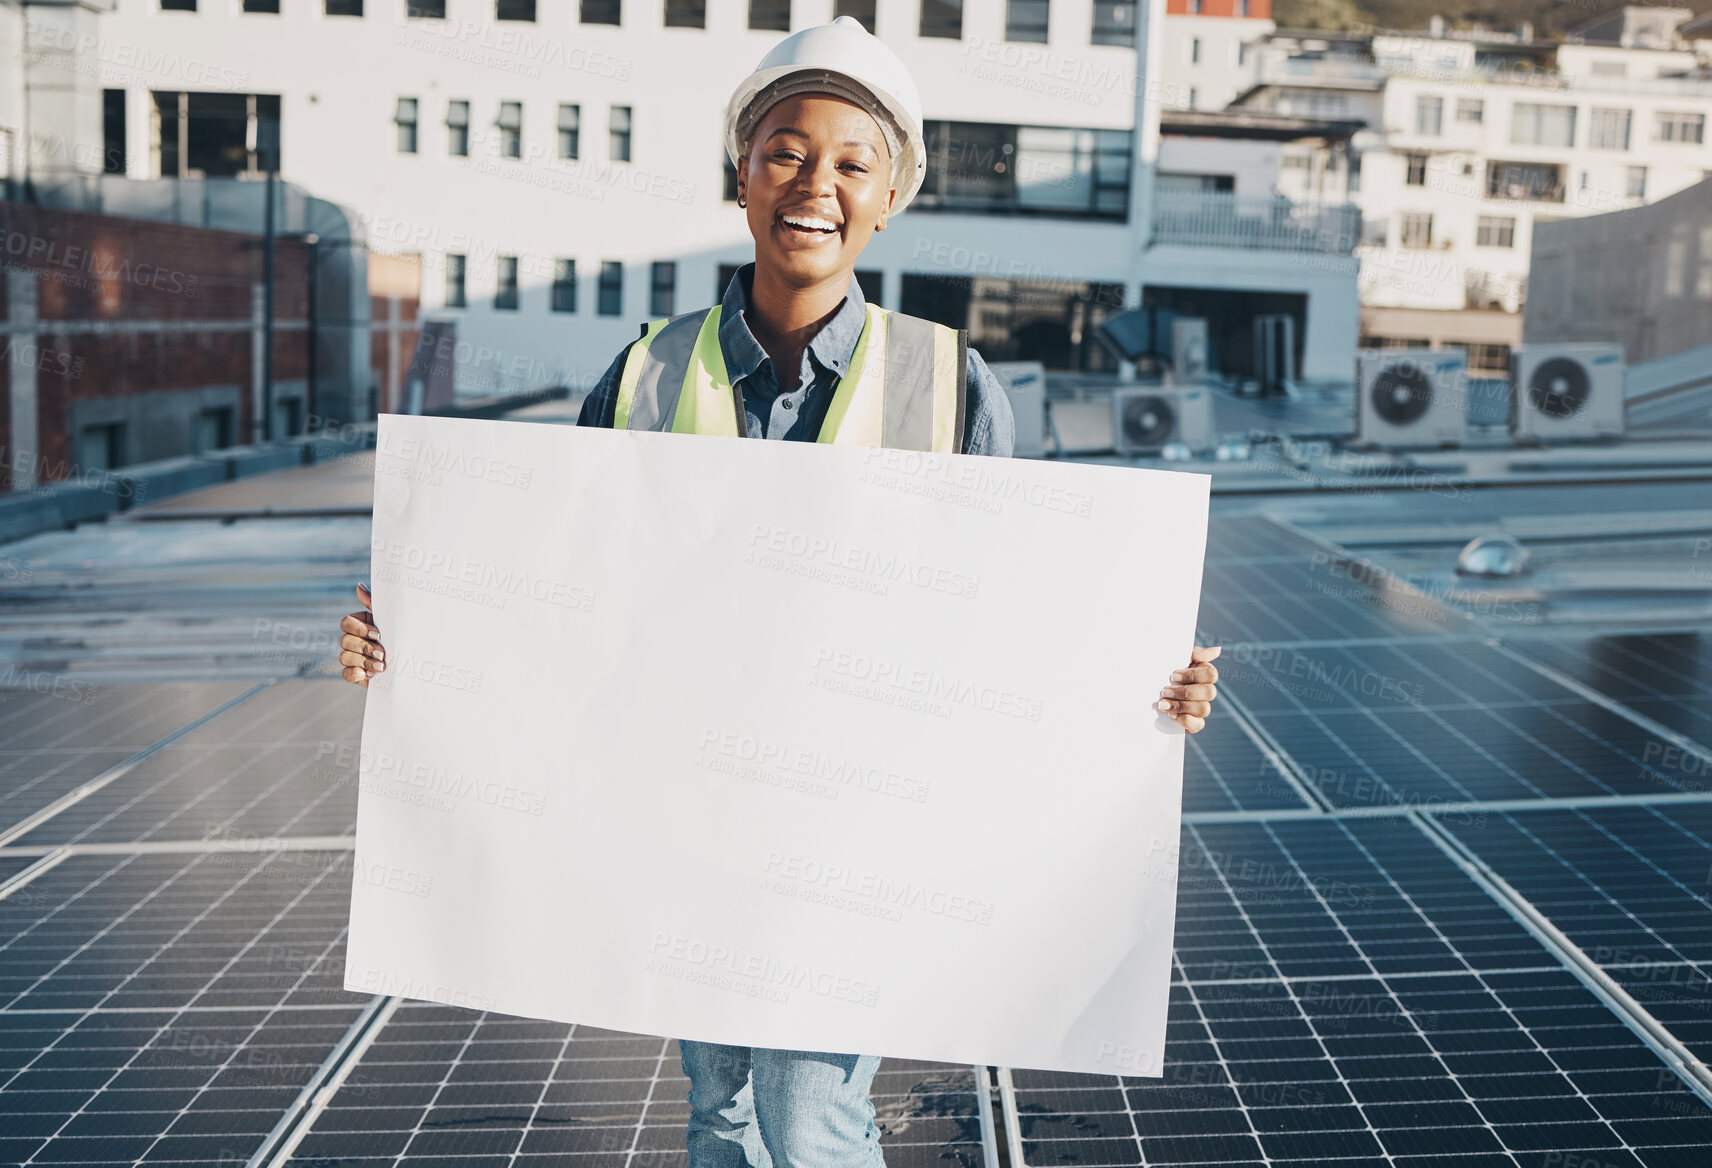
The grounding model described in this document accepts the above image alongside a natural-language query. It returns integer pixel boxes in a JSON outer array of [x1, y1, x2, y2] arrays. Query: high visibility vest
[[611, 303, 967, 452]]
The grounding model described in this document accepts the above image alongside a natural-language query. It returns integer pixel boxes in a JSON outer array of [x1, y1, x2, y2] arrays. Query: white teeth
[[782, 214, 838, 232]]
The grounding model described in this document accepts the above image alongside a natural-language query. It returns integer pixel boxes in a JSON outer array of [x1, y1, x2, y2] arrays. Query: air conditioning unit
[[1049, 399, 1115, 455], [1171, 318, 1210, 382], [1510, 343, 1625, 443], [1113, 386, 1213, 456], [986, 361, 1047, 458], [1357, 348, 1468, 448]]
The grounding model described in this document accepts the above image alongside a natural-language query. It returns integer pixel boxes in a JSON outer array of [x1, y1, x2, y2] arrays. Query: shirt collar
[[718, 261, 869, 388]]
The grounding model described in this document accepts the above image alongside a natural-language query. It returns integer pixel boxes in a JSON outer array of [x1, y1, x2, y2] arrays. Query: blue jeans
[[679, 1039, 885, 1168]]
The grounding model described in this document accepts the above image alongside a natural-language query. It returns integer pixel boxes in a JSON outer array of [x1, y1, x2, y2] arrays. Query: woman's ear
[[876, 185, 896, 232], [735, 155, 748, 206]]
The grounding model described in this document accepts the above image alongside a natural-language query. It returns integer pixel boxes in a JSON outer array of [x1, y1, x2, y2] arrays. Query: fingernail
[[1156, 700, 1171, 711], [373, 649, 384, 661], [1172, 671, 1187, 682]]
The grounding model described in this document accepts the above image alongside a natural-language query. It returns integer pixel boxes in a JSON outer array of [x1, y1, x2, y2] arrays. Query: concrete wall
[[1524, 175, 1712, 364]]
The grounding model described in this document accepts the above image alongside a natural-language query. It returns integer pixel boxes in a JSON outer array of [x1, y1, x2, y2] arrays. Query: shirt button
[[781, 398, 795, 410]]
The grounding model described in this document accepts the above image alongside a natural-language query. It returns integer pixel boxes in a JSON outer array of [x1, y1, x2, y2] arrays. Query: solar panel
[[0, 681, 258, 837], [0, 848, 369, 1165], [1009, 818, 1712, 1166], [1215, 642, 1703, 808], [1197, 555, 1466, 645], [1440, 804, 1712, 1063], [9, 682, 361, 849], [1509, 631, 1712, 753], [285, 1004, 995, 1168], [1182, 713, 1311, 815], [1204, 514, 1332, 563]]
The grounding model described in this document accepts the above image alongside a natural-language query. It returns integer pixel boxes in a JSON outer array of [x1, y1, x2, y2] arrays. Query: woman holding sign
[[339, 16, 1221, 1168]]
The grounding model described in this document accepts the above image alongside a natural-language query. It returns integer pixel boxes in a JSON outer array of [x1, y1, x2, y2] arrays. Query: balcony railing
[[1150, 192, 1362, 253]]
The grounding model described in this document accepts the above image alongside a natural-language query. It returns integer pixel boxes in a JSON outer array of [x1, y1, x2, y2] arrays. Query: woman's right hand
[[338, 583, 385, 687]]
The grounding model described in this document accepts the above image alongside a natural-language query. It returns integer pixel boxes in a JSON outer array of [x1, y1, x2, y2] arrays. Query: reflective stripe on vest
[[612, 303, 966, 452]]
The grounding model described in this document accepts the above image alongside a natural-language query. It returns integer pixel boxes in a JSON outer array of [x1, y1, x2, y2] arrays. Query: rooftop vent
[[1457, 533, 1531, 578]]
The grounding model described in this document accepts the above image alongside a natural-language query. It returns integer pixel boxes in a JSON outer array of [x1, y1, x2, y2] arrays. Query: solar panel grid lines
[[1010, 814, 1712, 1167], [1182, 700, 1318, 815], [277, 1003, 995, 1168], [1210, 638, 1710, 811], [1435, 805, 1712, 1072], [7, 681, 362, 851], [1490, 637, 1712, 792], [0, 849, 372, 1166], [0, 680, 279, 850]]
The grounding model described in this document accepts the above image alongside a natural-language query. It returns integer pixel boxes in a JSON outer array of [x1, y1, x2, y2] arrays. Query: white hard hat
[[724, 16, 927, 214]]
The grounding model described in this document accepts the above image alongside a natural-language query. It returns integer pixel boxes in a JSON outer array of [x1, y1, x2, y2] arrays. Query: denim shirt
[[575, 262, 1015, 458]]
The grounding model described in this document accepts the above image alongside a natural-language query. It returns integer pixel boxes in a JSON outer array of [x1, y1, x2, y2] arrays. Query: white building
[[1234, 8, 1712, 373], [2, 0, 1359, 411]]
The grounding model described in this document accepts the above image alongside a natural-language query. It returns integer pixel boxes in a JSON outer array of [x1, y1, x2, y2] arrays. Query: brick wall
[[0, 202, 310, 488]]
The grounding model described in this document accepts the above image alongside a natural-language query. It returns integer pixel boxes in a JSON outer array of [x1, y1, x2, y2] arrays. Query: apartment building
[[1234, 7, 1712, 373], [4, 0, 1360, 404]]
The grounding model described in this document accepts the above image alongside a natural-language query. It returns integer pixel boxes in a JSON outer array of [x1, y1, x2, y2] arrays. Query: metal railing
[[1150, 192, 1362, 253]]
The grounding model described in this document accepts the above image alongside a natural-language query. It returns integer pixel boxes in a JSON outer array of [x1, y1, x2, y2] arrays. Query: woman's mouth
[[778, 212, 841, 243]]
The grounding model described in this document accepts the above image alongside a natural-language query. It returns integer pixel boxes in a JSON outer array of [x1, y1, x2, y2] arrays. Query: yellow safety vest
[[612, 303, 967, 452]]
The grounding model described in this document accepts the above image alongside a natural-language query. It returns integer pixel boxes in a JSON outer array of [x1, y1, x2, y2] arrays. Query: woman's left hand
[[1157, 645, 1221, 734]]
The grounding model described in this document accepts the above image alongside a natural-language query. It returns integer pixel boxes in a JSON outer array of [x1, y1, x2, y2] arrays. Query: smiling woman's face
[[736, 93, 895, 289]]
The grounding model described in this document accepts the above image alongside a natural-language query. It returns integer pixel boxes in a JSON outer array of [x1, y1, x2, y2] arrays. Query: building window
[[665, 0, 705, 27], [495, 256, 520, 310], [1404, 152, 1427, 185], [552, 260, 577, 313], [1626, 165, 1647, 197], [723, 153, 740, 201], [749, 0, 790, 29], [1467, 343, 1509, 373], [1236, 0, 1247, 14], [1655, 111, 1706, 144], [243, 0, 280, 12], [79, 423, 124, 472], [1006, 0, 1048, 42], [395, 98, 418, 154], [1189, 37, 1201, 64], [1475, 215, 1514, 247], [161, 0, 196, 9], [1091, 0, 1134, 45], [1589, 107, 1632, 150], [102, 89, 127, 174], [917, 120, 1130, 219], [496, 101, 522, 158], [1415, 95, 1443, 135], [650, 261, 677, 317], [558, 103, 580, 160], [598, 261, 623, 316], [447, 100, 469, 156], [855, 269, 883, 306], [581, 0, 620, 22], [1187, 0, 1200, 11], [610, 105, 632, 161], [1455, 98, 1483, 123], [326, 0, 362, 14], [496, 0, 536, 18], [1486, 160, 1564, 201], [1399, 211, 1432, 248], [1510, 102, 1576, 147], [406, 0, 445, 14], [1237, 42, 1247, 65], [833, 0, 874, 32], [194, 408, 233, 453], [1187, 87, 1197, 110], [446, 254, 467, 307], [920, 0, 961, 38]]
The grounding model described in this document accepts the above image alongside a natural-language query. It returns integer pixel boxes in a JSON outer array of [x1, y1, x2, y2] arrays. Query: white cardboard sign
[[346, 413, 1208, 1076]]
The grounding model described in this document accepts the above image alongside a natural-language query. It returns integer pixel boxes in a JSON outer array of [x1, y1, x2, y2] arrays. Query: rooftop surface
[[0, 411, 1709, 1168]]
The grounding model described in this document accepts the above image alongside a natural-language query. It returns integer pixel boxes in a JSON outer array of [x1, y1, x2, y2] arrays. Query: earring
[[738, 196, 747, 208]]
